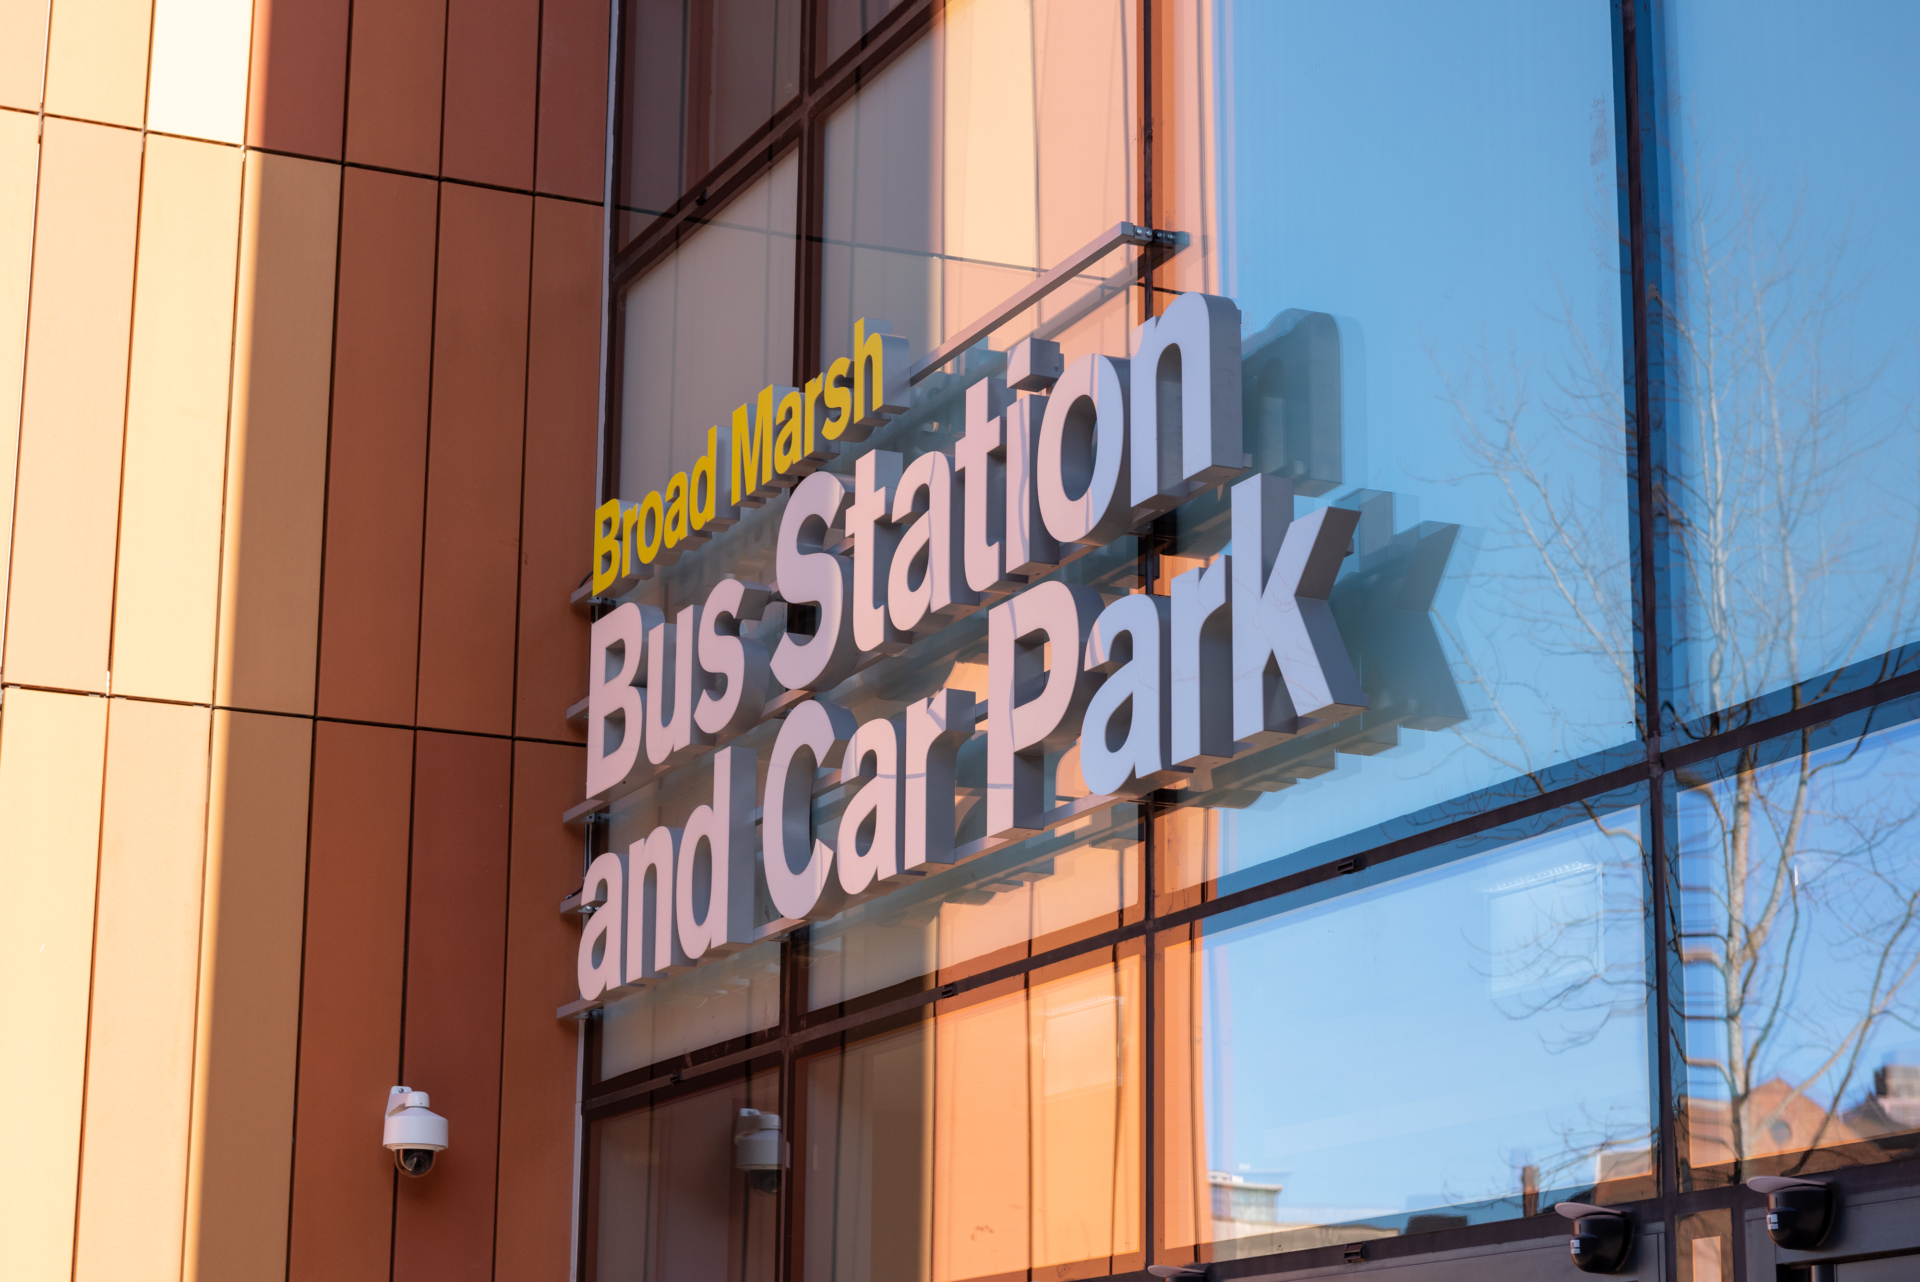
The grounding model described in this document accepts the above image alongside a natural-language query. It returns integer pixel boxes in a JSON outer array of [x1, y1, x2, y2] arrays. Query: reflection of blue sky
[[1199, 814, 1650, 1224], [1194, 2, 1637, 867], [1676, 716, 1920, 1118], [1660, 1, 1920, 716]]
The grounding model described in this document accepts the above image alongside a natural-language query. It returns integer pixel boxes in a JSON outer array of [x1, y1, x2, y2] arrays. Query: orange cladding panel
[[5, 118, 140, 694], [317, 168, 435, 724], [494, 740, 586, 1276], [344, 0, 446, 173], [415, 184, 531, 735], [42, 0, 153, 127], [0, 0, 48, 108], [392, 731, 513, 1280], [74, 699, 212, 1282], [516, 197, 598, 742], [111, 135, 243, 705], [0, 689, 108, 1278], [442, 0, 539, 189], [217, 150, 340, 715], [535, 0, 610, 201], [288, 721, 413, 1282], [185, 710, 314, 1282], [247, 0, 351, 158], [0, 112, 37, 647]]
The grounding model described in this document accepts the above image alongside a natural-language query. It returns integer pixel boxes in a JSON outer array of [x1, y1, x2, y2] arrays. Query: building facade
[[0, 0, 603, 1276], [4, 1, 1920, 1282]]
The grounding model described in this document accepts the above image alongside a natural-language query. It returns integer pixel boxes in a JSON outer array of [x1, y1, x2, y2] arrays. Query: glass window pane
[[799, 954, 1143, 1281], [600, 938, 781, 1080], [805, 805, 1141, 1011], [619, 151, 798, 502], [1658, 1, 1920, 723], [590, 1068, 781, 1279], [822, 0, 906, 69], [1149, 1, 1634, 898], [1676, 714, 1920, 1180], [821, 0, 1140, 371], [619, 0, 802, 246], [1155, 810, 1652, 1265]]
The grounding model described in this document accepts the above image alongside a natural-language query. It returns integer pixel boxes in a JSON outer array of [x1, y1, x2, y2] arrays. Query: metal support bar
[[907, 221, 1179, 385]]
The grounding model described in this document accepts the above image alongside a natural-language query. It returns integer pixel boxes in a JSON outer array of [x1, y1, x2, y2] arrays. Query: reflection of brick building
[[1684, 1068, 1920, 1167], [1846, 1065, 1920, 1143]]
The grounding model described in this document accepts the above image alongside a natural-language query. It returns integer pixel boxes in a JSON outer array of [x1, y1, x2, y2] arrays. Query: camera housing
[[1749, 1176, 1834, 1250], [383, 1086, 449, 1178], [1554, 1202, 1632, 1274], [735, 1109, 787, 1194]]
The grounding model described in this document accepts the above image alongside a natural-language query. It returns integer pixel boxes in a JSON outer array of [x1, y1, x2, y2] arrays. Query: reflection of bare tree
[[1661, 172, 1918, 722], [1441, 143, 1920, 1181], [1678, 728, 1920, 1175]]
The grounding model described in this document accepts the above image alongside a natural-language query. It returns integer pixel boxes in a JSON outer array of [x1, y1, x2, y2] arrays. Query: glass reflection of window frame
[[1151, 785, 1658, 1269], [1668, 693, 1920, 1189], [583, 1060, 783, 1282]]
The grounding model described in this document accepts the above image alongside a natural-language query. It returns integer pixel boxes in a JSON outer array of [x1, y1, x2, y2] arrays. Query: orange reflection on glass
[[801, 953, 1142, 1282]]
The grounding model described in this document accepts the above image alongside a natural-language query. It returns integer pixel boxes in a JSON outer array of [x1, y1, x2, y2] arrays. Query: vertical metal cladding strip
[[341, 0, 447, 172], [0, 690, 108, 1279], [517, 198, 600, 741], [288, 722, 413, 1282], [111, 135, 243, 704], [416, 185, 532, 734], [0, 110, 40, 651], [184, 711, 314, 1282], [4, 119, 140, 693], [441, 0, 540, 188], [391, 733, 512, 1279], [315, 169, 437, 724], [496, 741, 590, 1275], [74, 701, 213, 1282], [216, 151, 340, 716], [42, 0, 155, 126]]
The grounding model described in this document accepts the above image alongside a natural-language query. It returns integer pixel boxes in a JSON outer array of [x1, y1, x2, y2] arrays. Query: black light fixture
[[1748, 1176, 1834, 1250], [1554, 1202, 1632, 1274]]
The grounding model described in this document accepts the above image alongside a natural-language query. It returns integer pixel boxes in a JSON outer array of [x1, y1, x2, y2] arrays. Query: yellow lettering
[[592, 499, 622, 594], [821, 356, 854, 440], [691, 426, 726, 531], [773, 388, 804, 476], [635, 491, 666, 565], [730, 386, 778, 506], [621, 503, 640, 575], [664, 472, 689, 547], [803, 374, 826, 458]]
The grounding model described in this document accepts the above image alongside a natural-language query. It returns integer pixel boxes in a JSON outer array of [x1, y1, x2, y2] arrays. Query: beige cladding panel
[[0, 113, 37, 658], [5, 117, 141, 693], [146, 0, 253, 143], [0, 688, 109, 1279], [43, 0, 155, 127], [184, 709, 312, 1282], [0, 0, 50, 109], [113, 135, 243, 704], [216, 149, 338, 715], [74, 698, 213, 1282]]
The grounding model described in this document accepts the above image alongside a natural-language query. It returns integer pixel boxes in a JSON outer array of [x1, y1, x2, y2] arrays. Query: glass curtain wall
[[587, 0, 1920, 1278]]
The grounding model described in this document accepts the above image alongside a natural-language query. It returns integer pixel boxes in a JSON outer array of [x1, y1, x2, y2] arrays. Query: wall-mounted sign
[[569, 292, 1370, 1013]]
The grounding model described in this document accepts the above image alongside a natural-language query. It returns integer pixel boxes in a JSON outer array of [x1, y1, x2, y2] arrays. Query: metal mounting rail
[[906, 221, 1180, 385]]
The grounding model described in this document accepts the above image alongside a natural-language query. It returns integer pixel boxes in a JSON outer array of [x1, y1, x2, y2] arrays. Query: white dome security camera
[[383, 1086, 449, 1177], [734, 1109, 786, 1193]]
